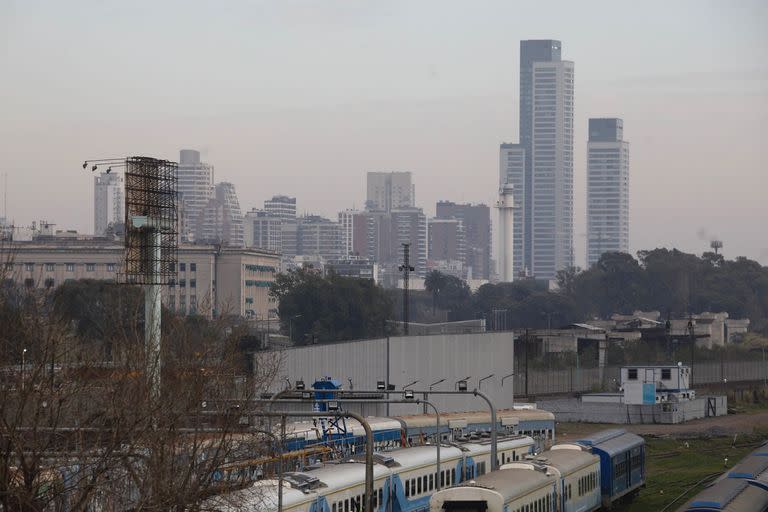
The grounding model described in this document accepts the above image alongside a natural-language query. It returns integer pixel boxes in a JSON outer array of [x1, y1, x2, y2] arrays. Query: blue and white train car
[[681, 441, 768, 511], [522, 446, 601, 512], [429, 467, 559, 512], [575, 429, 645, 506]]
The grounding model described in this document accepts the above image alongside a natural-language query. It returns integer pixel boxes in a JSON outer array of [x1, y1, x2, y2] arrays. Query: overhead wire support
[[399, 243, 414, 335]]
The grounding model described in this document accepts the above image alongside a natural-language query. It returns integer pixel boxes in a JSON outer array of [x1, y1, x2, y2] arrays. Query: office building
[[586, 118, 630, 267], [428, 218, 465, 267], [499, 143, 525, 276], [296, 215, 343, 261], [325, 257, 378, 282], [93, 172, 123, 237], [177, 149, 214, 241], [519, 40, 574, 279], [366, 172, 414, 211], [338, 209, 368, 257], [390, 207, 427, 278], [244, 209, 282, 253], [435, 201, 491, 280], [4, 239, 278, 319], [264, 195, 296, 221], [197, 182, 244, 247]]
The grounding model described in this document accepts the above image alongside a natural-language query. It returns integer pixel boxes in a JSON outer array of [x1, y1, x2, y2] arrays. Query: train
[[680, 440, 768, 511], [205, 434, 537, 512], [428, 429, 645, 512], [281, 408, 556, 455]]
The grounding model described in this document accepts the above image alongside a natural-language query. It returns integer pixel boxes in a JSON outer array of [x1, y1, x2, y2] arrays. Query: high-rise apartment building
[[93, 172, 123, 236], [499, 144, 525, 277], [264, 195, 296, 221], [366, 172, 414, 211], [338, 209, 368, 257], [296, 215, 343, 261], [435, 201, 491, 280], [177, 149, 214, 241], [428, 218, 466, 266], [197, 182, 244, 247], [586, 118, 630, 267], [518, 40, 574, 279], [244, 209, 282, 253], [390, 207, 427, 278]]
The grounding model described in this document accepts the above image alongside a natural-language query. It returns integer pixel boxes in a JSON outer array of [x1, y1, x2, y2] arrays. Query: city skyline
[[2, 1, 767, 266]]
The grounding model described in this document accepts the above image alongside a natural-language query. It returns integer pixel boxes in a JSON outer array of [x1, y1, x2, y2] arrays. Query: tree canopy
[[270, 267, 394, 344]]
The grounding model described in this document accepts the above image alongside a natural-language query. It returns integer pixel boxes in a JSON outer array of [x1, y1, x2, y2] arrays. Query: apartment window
[[190, 295, 197, 313], [44, 278, 54, 288], [45, 263, 55, 271], [190, 263, 196, 272], [65, 263, 75, 272], [179, 263, 186, 272], [168, 296, 175, 311], [86, 263, 95, 272], [661, 368, 671, 380], [106, 263, 115, 272], [628, 368, 638, 380], [180, 279, 186, 288], [25, 263, 34, 271], [190, 279, 196, 289], [24, 278, 34, 288]]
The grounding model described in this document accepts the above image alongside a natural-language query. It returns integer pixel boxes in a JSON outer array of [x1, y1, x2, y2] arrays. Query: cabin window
[[628, 368, 638, 380], [662, 368, 671, 380], [429, 473, 434, 490]]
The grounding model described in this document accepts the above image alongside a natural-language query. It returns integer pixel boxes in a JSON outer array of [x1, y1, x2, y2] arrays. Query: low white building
[[620, 364, 694, 405]]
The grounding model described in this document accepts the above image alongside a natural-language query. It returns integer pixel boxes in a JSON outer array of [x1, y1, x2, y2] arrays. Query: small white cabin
[[621, 365, 693, 405]]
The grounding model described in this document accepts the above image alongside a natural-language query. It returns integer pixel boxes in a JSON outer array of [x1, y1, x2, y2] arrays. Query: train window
[[429, 474, 434, 490], [379, 489, 383, 505], [440, 471, 444, 487], [405, 480, 409, 497], [451, 468, 456, 484], [333, 504, 337, 512], [423, 475, 427, 492], [344, 499, 349, 512], [417, 477, 422, 494]]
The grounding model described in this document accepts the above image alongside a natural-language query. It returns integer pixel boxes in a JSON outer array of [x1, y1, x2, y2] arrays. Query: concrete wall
[[538, 395, 727, 424], [272, 332, 516, 415]]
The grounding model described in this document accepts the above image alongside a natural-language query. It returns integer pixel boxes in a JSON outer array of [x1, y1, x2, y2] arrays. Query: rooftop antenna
[[710, 240, 723, 255], [398, 243, 415, 336]]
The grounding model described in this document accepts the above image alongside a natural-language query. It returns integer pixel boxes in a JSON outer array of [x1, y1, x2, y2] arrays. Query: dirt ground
[[554, 409, 768, 440]]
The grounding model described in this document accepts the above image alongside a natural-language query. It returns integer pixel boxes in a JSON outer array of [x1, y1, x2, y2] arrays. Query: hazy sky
[[1, 0, 767, 266]]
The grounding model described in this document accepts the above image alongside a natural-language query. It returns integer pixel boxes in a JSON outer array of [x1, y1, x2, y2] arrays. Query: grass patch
[[621, 432, 768, 511]]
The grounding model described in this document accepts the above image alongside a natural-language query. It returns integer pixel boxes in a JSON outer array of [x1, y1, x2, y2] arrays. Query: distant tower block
[[497, 183, 515, 282]]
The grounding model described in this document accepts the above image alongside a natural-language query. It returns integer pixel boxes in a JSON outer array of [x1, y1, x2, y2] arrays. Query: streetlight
[[502, 372, 515, 408], [21, 348, 27, 391], [479, 374, 495, 390], [425, 378, 446, 413], [403, 379, 420, 390], [289, 314, 302, 342]]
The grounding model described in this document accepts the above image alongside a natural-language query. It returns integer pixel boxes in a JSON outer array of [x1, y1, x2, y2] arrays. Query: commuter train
[[282, 408, 555, 455], [428, 429, 645, 512], [206, 434, 537, 512], [680, 440, 768, 511]]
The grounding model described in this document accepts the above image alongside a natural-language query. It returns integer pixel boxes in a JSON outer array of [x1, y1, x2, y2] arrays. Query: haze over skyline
[[1, 0, 767, 266]]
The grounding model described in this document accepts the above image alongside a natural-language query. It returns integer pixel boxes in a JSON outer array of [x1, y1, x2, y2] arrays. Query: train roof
[[386, 445, 464, 468], [304, 460, 392, 490], [530, 449, 599, 475], [451, 467, 555, 500], [728, 454, 768, 481], [460, 436, 534, 455], [577, 430, 644, 457], [395, 408, 554, 427], [682, 477, 768, 511]]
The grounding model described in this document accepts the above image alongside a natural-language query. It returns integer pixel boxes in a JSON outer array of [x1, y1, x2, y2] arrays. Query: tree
[[270, 267, 394, 344]]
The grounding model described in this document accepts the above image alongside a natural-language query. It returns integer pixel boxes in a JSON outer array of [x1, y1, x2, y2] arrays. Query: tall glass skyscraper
[[519, 40, 574, 279], [586, 118, 630, 267]]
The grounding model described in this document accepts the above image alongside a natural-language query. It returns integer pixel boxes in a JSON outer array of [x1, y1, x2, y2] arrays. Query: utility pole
[[399, 243, 414, 336], [688, 315, 695, 386]]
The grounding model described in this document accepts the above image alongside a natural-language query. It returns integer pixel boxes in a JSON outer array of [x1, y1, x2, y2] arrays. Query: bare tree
[[0, 241, 280, 511]]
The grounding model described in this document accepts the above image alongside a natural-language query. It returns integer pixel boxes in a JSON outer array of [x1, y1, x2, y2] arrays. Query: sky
[[1, 0, 767, 267]]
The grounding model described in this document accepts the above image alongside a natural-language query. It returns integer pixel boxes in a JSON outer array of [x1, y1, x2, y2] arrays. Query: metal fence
[[512, 360, 768, 397]]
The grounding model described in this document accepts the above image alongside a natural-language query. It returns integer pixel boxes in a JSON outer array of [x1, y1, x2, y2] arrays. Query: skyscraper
[[264, 195, 296, 221], [338, 209, 368, 257], [519, 40, 574, 279], [177, 149, 214, 241], [244, 209, 283, 253], [197, 182, 244, 247], [587, 118, 630, 267], [366, 172, 414, 211], [435, 201, 491, 280], [499, 143, 525, 277], [93, 172, 123, 236]]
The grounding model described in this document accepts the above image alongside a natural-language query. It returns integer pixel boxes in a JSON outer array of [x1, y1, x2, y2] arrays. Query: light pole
[[289, 314, 302, 343], [479, 374, 495, 390], [21, 348, 27, 391], [502, 372, 515, 409], [425, 378, 445, 414], [403, 379, 420, 390]]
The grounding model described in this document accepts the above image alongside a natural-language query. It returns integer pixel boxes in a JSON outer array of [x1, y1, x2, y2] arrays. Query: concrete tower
[[496, 183, 515, 282]]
